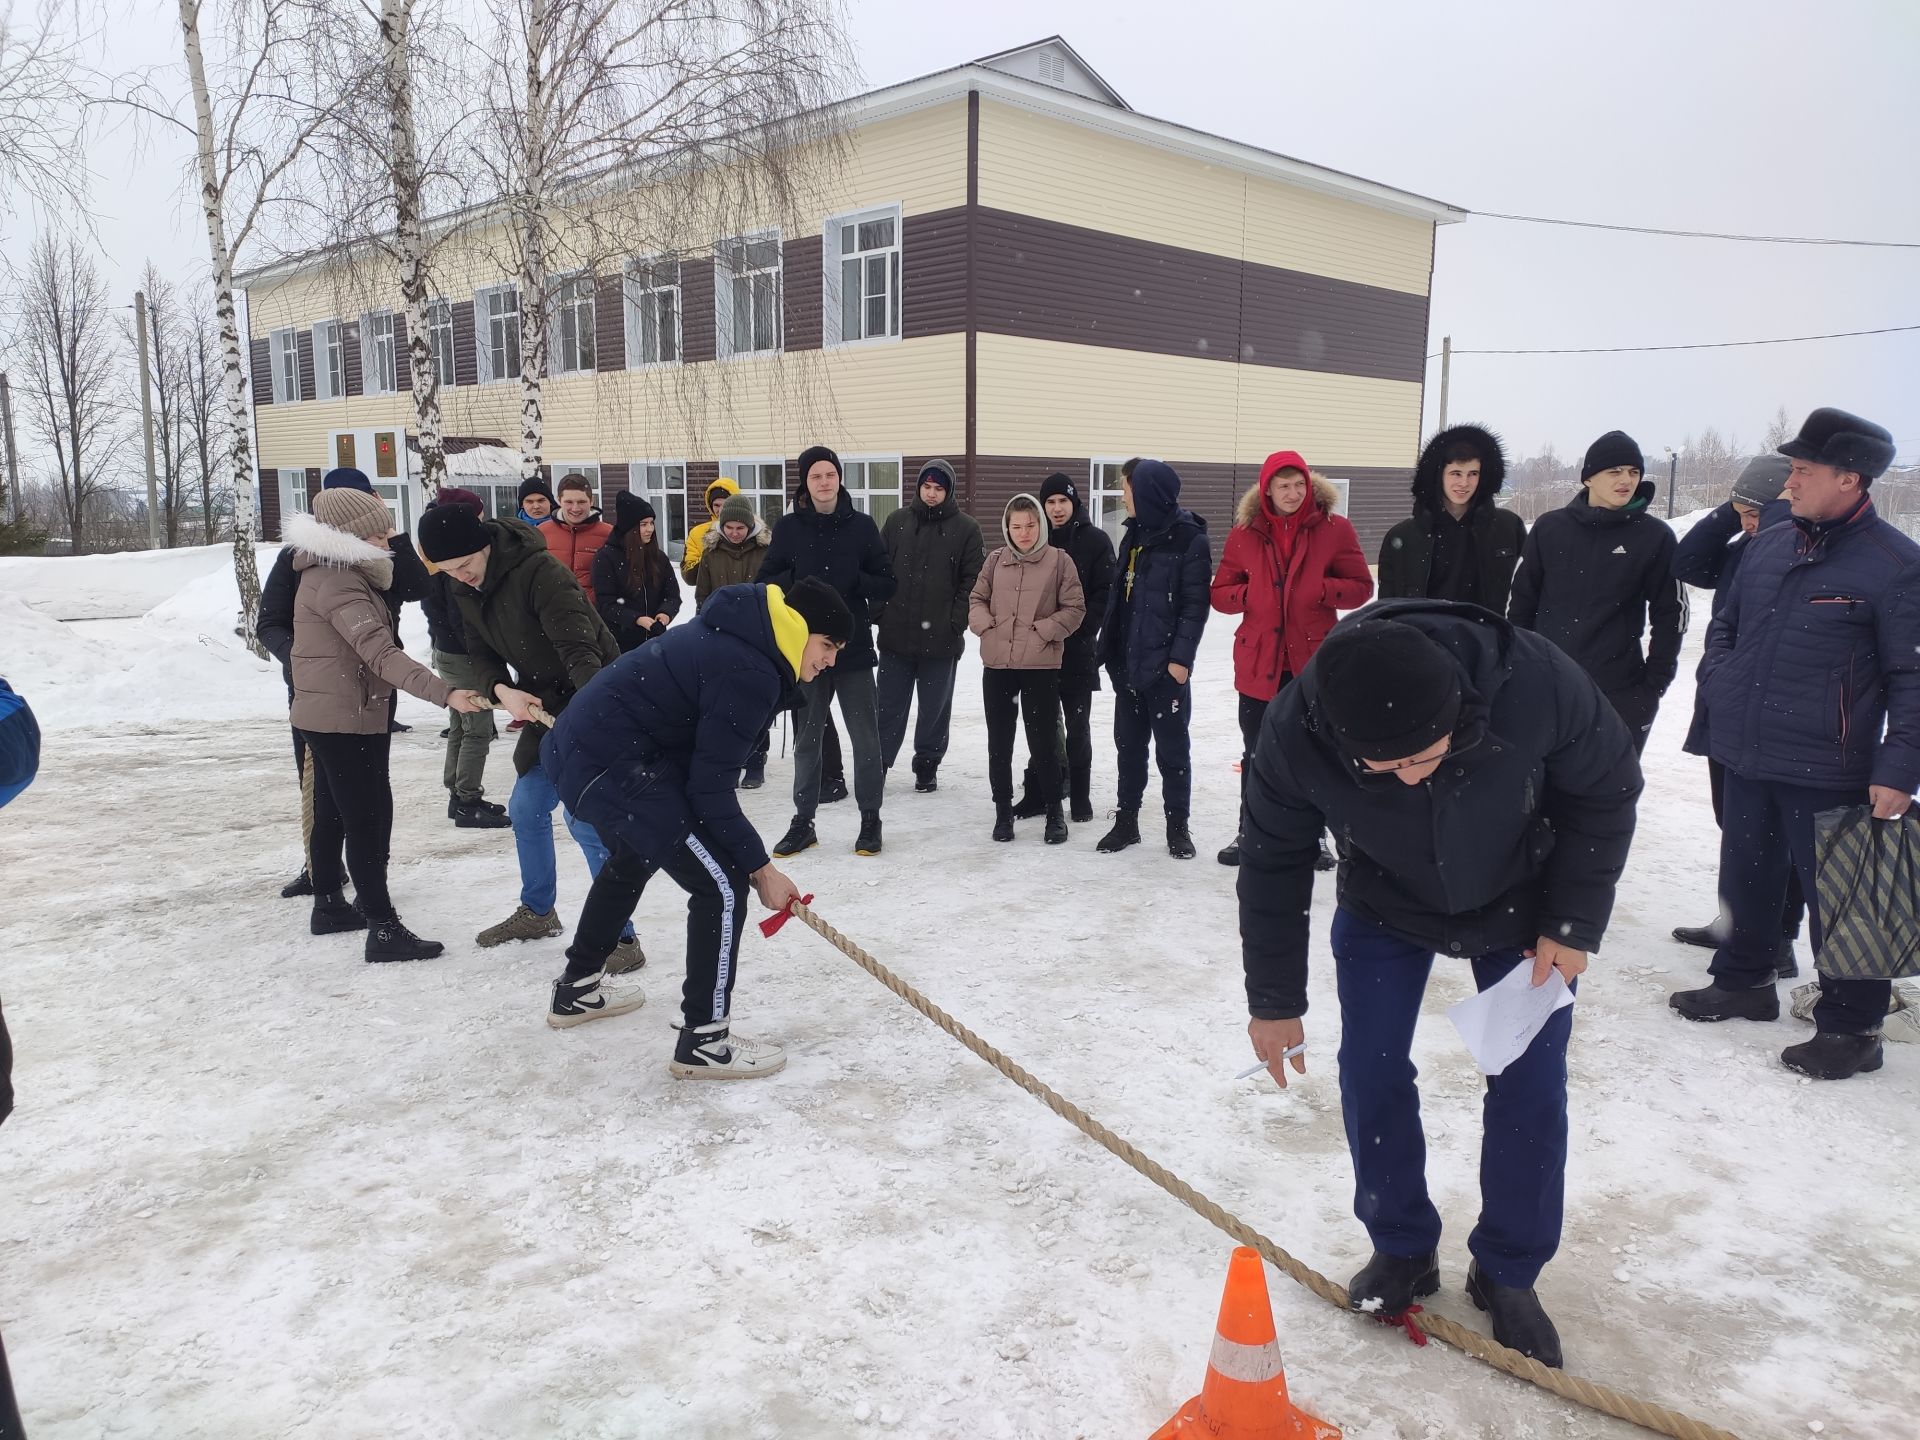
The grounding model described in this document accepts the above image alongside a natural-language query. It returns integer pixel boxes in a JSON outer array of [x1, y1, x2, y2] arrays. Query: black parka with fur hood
[[1376, 424, 1527, 613]]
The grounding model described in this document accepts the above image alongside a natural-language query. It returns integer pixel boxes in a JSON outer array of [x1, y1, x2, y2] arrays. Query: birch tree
[[473, 0, 854, 480], [0, 2, 88, 222]]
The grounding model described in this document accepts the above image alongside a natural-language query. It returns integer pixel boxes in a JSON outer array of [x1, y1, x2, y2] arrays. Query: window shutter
[[342, 320, 363, 397], [451, 300, 477, 387], [393, 314, 411, 390], [821, 220, 842, 347], [296, 330, 316, 401], [595, 271, 624, 371]]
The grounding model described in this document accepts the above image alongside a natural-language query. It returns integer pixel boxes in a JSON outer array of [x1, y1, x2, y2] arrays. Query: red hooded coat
[[1210, 452, 1374, 700]]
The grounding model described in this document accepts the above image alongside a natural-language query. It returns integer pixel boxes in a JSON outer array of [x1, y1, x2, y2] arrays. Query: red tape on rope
[[1377, 1303, 1429, 1347], [759, 895, 814, 938]]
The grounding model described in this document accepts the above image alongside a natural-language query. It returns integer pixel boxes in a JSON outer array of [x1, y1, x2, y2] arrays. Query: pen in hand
[[1236, 1044, 1307, 1080]]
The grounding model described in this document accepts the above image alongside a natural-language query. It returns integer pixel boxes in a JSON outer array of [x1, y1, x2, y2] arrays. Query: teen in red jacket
[[537, 474, 616, 604], [1211, 450, 1373, 865]]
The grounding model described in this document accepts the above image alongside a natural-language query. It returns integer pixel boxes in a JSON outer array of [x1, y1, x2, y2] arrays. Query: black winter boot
[[281, 868, 315, 899], [912, 757, 938, 794], [1166, 814, 1196, 860], [1669, 982, 1780, 1023], [450, 797, 512, 829], [1347, 1250, 1439, 1317], [1070, 792, 1094, 825], [1043, 803, 1069, 845], [992, 803, 1016, 842], [820, 773, 849, 804], [310, 891, 367, 935], [1011, 792, 1046, 821], [772, 815, 817, 858], [854, 809, 883, 856], [1096, 809, 1140, 853], [1217, 836, 1241, 867], [1671, 923, 1725, 949], [1780, 1031, 1884, 1080], [739, 760, 765, 790], [365, 916, 445, 964], [1466, 1262, 1563, 1368]]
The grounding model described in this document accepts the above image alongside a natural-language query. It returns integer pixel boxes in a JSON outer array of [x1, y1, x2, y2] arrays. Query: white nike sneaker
[[547, 970, 646, 1029], [667, 1020, 787, 1079]]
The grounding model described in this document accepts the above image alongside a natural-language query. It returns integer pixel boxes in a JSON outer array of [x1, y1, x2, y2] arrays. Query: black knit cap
[[517, 476, 557, 508], [796, 445, 841, 483], [417, 504, 490, 563], [783, 575, 853, 644], [1039, 472, 1078, 504], [1581, 431, 1645, 482], [1314, 619, 1463, 762]]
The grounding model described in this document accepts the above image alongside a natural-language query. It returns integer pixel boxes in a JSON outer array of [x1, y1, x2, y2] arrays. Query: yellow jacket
[[680, 476, 742, 581]]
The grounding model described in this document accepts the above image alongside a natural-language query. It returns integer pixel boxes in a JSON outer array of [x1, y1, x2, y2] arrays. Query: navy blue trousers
[[1331, 908, 1572, 1289], [1112, 675, 1193, 817], [1708, 772, 1891, 1035]]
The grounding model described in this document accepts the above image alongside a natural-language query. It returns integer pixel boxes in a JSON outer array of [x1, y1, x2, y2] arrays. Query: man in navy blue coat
[[539, 579, 852, 1079], [1095, 457, 1212, 859], [1671, 408, 1920, 1080], [1668, 456, 1800, 957], [0, 674, 37, 1436]]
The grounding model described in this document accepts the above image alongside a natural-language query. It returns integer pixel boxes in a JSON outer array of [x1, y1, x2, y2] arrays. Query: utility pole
[[1436, 335, 1451, 432], [0, 372, 17, 526], [1666, 448, 1678, 520], [136, 291, 162, 548]]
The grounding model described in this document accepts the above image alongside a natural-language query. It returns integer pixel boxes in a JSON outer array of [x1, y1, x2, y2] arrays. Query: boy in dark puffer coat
[[1377, 424, 1527, 612], [1508, 431, 1684, 754], [1096, 457, 1212, 858]]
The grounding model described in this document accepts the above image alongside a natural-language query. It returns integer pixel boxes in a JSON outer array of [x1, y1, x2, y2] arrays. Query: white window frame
[[631, 459, 689, 561], [720, 457, 789, 532], [823, 204, 902, 347], [278, 466, 311, 518], [476, 282, 521, 385], [312, 320, 344, 401], [623, 256, 681, 368], [841, 454, 904, 525], [549, 270, 596, 375], [269, 327, 298, 404], [361, 310, 398, 395], [425, 298, 455, 387], [1090, 457, 1131, 547], [714, 230, 782, 360]]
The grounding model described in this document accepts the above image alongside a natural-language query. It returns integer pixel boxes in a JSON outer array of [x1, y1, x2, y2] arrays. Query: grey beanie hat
[[1730, 455, 1791, 508]]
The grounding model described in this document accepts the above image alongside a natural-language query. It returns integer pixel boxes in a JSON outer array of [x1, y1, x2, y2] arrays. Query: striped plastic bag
[[1812, 806, 1920, 980]]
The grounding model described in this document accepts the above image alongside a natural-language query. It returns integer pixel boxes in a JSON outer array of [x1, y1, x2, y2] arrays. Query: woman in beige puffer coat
[[288, 486, 484, 964], [968, 493, 1085, 843]]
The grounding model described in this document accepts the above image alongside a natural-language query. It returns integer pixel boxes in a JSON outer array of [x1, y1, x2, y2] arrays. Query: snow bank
[[0, 542, 253, 620]]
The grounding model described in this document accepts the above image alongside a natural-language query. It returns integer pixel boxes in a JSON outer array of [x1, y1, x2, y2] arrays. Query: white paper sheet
[[1447, 962, 1575, 1076]]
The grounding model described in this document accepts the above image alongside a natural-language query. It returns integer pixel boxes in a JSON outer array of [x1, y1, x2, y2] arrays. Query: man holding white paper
[[1237, 600, 1642, 1368]]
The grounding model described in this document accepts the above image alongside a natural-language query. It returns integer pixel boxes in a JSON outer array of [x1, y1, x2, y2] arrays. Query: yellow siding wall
[[254, 335, 965, 466], [975, 333, 1421, 468], [975, 99, 1434, 296]]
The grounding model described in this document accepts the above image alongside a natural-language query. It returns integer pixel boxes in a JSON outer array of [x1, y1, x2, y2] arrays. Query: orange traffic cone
[[1150, 1247, 1342, 1440]]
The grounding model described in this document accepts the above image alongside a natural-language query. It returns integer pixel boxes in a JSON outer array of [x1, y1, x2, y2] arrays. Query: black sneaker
[[1669, 982, 1780, 1023], [855, 809, 883, 856], [1010, 792, 1046, 820], [1217, 836, 1242, 867], [1672, 923, 1725, 949], [451, 797, 512, 829], [772, 815, 817, 858], [1070, 796, 1094, 825], [1167, 815, 1196, 860], [992, 803, 1015, 842], [1097, 809, 1141, 853], [281, 868, 315, 899], [739, 764, 765, 790], [1348, 1249, 1439, 1317], [821, 775, 849, 804], [1043, 804, 1068, 845], [310, 891, 367, 935], [1781, 1031, 1884, 1080], [547, 969, 646, 1028], [1466, 1261, 1562, 1368], [365, 917, 444, 963], [388, 721, 412, 734], [912, 758, 938, 793]]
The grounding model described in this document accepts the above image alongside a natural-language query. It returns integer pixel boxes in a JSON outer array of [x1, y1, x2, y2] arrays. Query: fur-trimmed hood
[[1236, 473, 1342, 529], [1411, 424, 1508, 515], [285, 511, 393, 588]]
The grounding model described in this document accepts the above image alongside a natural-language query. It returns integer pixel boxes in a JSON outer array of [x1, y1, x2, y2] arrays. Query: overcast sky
[[9, 0, 1918, 467]]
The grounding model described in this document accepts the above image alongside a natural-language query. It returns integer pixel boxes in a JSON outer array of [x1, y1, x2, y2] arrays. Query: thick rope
[[787, 902, 1744, 1440], [299, 744, 316, 875]]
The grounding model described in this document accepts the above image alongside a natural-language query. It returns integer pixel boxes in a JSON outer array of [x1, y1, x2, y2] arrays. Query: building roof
[[238, 35, 1461, 288]]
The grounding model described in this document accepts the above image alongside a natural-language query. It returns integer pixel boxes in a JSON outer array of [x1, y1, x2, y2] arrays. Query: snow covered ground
[[0, 551, 1914, 1439]]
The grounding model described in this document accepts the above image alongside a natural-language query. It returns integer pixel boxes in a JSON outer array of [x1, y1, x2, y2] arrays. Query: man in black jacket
[[1668, 457, 1798, 959], [1508, 431, 1684, 753], [757, 445, 897, 858], [1377, 424, 1528, 612], [1240, 601, 1642, 1367], [875, 459, 984, 794], [256, 467, 429, 894], [1016, 472, 1116, 823]]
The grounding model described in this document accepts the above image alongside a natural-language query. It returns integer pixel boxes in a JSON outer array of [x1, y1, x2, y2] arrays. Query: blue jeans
[[508, 767, 633, 939], [1330, 907, 1573, 1288]]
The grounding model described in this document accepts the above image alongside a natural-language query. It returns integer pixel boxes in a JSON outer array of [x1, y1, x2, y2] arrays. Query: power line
[[1472, 211, 1920, 249], [1429, 323, 1920, 359]]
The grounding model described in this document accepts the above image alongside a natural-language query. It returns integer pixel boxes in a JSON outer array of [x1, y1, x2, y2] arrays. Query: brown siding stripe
[[902, 210, 967, 340], [342, 319, 363, 397], [594, 271, 626, 371], [249, 338, 272, 406], [451, 300, 478, 388], [260, 469, 280, 538], [681, 259, 716, 365], [600, 460, 630, 496], [393, 314, 412, 391], [783, 235, 822, 352]]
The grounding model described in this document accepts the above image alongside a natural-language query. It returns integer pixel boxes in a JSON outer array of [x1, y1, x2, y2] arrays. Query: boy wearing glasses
[[1236, 600, 1642, 1368]]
